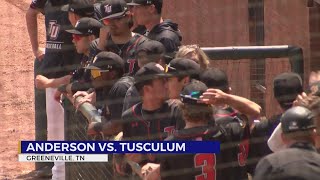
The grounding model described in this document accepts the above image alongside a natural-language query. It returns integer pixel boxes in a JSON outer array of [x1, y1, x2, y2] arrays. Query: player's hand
[[73, 91, 96, 109], [34, 48, 45, 61], [293, 92, 308, 107], [141, 163, 160, 179], [199, 88, 227, 105], [87, 122, 99, 136], [73, 91, 89, 99]]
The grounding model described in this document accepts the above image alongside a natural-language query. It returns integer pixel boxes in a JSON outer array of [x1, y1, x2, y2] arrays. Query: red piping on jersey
[[131, 104, 151, 140], [126, 35, 144, 54]]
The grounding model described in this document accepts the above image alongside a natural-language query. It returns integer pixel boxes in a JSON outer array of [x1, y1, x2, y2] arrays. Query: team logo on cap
[[288, 121, 298, 130], [93, 56, 98, 63], [155, 64, 164, 71], [75, 21, 80, 28], [104, 4, 112, 14], [147, 0, 152, 4]]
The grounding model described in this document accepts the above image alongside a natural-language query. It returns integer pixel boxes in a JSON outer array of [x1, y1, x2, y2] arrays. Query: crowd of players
[[26, 0, 320, 179]]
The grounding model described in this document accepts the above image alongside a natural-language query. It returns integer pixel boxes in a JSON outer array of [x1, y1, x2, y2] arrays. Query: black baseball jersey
[[121, 100, 182, 141], [31, 0, 81, 79], [104, 34, 148, 76], [214, 107, 250, 178], [122, 85, 140, 113], [248, 114, 281, 174], [159, 126, 244, 180], [147, 19, 182, 59], [102, 76, 134, 122], [253, 142, 320, 180]]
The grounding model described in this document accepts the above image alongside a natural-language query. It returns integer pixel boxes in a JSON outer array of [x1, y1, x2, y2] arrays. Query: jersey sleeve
[[30, 0, 47, 9], [106, 81, 130, 121]]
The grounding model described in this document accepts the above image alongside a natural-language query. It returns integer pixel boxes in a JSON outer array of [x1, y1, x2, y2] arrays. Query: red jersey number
[[238, 139, 249, 166], [194, 154, 216, 180]]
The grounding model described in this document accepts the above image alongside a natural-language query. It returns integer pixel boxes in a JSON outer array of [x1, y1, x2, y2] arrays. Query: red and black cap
[[200, 68, 229, 92], [281, 106, 316, 134], [85, 52, 124, 72], [65, 17, 102, 35], [61, 0, 95, 17], [100, 0, 128, 20], [167, 58, 200, 78], [134, 62, 170, 84]]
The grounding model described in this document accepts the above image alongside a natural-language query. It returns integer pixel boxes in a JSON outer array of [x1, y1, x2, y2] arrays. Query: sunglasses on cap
[[90, 69, 112, 79]]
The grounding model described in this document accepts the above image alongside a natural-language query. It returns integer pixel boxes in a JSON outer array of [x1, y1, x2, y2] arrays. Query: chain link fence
[[64, 99, 113, 180]]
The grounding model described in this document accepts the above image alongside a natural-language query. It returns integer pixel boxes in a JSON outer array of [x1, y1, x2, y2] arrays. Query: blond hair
[[175, 45, 210, 70]]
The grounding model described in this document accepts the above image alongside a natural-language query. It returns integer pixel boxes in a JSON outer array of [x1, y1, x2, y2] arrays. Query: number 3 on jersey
[[194, 154, 216, 180]]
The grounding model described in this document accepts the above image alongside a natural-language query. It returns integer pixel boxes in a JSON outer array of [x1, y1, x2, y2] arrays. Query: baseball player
[[122, 40, 167, 113], [249, 72, 303, 174], [254, 106, 320, 180], [166, 58, 201, 100], [146, 82, 251, 180], [100, 0, 148, 75], [128, 0, 182, 62], [26, 0, 82, 179], [199, 67, 263, 178]]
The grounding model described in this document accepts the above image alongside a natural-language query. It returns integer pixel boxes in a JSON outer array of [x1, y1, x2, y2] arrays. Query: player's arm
[[26, 3, 45, 60], [200, 89, 261, 124], [35, 75, 72, 89]]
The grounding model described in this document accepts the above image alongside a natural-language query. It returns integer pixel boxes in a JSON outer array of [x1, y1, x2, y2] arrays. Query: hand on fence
[[73, 91, 96, 109], [141, 163, 160, 180]]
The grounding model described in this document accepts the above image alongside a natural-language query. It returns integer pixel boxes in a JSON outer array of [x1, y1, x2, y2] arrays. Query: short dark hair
[[152, 0, 163, 14]]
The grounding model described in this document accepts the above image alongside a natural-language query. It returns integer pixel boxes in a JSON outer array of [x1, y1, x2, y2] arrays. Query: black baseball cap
[[134, 62, 169, 84], [167, 58, 200, 78], [85, 52, 124, 72], [281, 106, 316, 134], [100, 0, 128, 20], [136, 40, 165, 56], [200, 68, 229, 92], [273, 72, 303, 105], [65, 17, 102, 35], [127, 0, 160, 6], [61, 0, 95, 17], [180, 80, 208, 105]]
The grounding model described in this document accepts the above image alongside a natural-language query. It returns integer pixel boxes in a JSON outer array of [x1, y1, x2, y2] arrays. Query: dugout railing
[[64, 45, 304, 180]]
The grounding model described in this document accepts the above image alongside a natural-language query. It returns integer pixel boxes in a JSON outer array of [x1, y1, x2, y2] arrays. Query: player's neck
[[142, 99, 163, 111], [83, 49, 90, 57], [145, 16, 163, 31], [111, 31, 133, 44], [184, 121, 207, 129]]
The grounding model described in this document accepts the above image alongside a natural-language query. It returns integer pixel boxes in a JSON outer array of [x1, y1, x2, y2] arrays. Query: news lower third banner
[[18, 141, 220, 162]]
